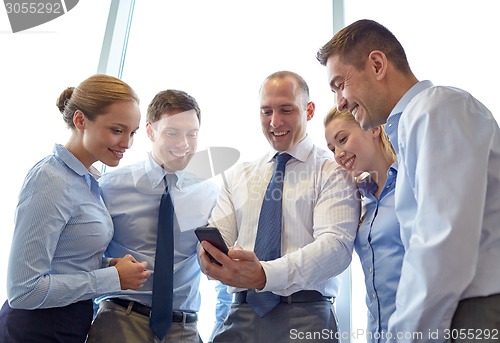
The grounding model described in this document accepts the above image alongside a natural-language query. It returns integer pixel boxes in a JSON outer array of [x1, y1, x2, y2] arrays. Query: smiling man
[[86, 89, 231, 343], [317, 19, 500, 342], [199, 71, 359, 342]]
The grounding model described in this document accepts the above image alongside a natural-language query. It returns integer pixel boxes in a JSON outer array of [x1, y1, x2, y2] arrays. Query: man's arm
[[388, 88, 492, 340], [200, 161, 359, 295]]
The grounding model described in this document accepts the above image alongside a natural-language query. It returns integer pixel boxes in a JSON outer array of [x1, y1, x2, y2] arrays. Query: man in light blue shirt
[[317, 19, 500, 342], [87, 90, 231, 343]]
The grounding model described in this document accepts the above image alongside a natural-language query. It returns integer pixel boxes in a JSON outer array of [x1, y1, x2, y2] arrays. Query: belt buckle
[[172, 310, 196, 323]]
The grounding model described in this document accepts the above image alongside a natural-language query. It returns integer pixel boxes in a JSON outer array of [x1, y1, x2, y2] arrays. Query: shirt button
[[369, 267, 373, 273], [372, 293, 376, 299]]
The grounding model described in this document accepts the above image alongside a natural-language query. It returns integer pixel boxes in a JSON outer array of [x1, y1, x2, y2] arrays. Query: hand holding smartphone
[[195, 226, 229, 266]]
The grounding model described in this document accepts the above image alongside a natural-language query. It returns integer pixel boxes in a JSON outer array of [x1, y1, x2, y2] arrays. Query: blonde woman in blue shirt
[[324, 107, 404, 342], [0, 74, 150, 343]]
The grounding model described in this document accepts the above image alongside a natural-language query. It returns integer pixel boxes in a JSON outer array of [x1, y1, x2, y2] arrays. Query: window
[[119, 1, 337, 340], [0, 0, 112, 306], [344, 0, 500, 121]]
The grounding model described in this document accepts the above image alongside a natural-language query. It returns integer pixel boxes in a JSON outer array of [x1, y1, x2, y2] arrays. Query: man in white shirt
[[199, 70, 359, 342]]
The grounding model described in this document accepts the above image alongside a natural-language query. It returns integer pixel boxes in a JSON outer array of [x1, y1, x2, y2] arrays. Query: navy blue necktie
[[150, 177, 174, 339], [247, 153, 292, 317]]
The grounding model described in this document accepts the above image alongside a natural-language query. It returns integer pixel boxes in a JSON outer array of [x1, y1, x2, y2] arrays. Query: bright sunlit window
[[119, 1, 336, 340], [344, 0, 500, 121], [0, 0, 112, 309]]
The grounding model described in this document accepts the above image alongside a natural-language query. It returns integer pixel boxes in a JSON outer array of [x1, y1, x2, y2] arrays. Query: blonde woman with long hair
[[325, 107, 403, 342]]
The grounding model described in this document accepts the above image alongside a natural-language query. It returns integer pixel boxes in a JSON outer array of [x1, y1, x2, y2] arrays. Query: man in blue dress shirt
[[317, 19, 500, 342], [87, 89, 231, 343]]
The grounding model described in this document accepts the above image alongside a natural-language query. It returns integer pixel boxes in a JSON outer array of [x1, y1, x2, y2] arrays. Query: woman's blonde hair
[[324, 107, 396, 164], [56, 74, 139, 129]]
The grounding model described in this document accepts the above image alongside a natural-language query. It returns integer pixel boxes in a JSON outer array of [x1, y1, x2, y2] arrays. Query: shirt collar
[[357, 162, 398, 198], [53, 144, 102, 195], [145, 152, 184, 190], [388, 162, 398, 173], [387, 162, 398, 184], [53, 143, 92, 177], [390, 80, 434, 118], [386, 80, 434, 152], [264, 134, 313, 163], [357, 172, 378, 198]]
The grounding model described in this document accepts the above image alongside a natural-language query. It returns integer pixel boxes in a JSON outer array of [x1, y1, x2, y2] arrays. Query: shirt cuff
[[94, 266, 121, 295], [101, 257, 113, 268], [259, 259, 288, 292]]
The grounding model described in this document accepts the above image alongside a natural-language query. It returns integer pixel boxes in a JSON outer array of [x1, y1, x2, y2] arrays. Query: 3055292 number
[[444, 328, 499, 341], [5, 2, 62, 14]]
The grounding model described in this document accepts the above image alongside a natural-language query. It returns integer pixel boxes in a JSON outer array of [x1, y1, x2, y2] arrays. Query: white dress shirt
[[209, 135, 359, 297]]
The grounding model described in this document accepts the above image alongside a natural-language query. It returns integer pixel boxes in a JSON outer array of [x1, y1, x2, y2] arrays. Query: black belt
[[106, 298, 197, 323], [235, 290, 333, 304]]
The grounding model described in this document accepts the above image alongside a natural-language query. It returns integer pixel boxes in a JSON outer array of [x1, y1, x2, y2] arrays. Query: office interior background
[[1, 1, 499, 341]]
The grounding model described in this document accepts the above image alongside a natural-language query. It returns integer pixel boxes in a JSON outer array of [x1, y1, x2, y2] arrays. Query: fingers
[[228, 247, 257, 261], [198, 247, 212, 271], [199, 244, 266, 289], [136, 263, 152, 288], [123, 254, 138, 263], [137, 270, 150, 288], [201, 241, 230, 266], [114, 256, 152, 290]]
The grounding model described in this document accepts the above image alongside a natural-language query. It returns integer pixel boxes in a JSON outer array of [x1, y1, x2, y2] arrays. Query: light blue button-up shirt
[[355, 164, 403, 342], [386, 81, 500, 341], [97, 152, 231, 318], [7, 144, 120, 309]]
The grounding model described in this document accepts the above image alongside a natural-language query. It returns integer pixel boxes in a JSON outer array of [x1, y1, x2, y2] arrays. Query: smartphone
[[195, 226, 229, 266]]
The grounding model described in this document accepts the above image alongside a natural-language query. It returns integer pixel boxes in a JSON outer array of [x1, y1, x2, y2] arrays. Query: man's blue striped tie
[[246, 153, 292, 317]]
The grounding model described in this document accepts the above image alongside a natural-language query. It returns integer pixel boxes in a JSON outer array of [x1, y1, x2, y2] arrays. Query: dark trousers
[[0, 299, 93, 343], [448, 293, 500, 343], [213, 293, 337, 343]]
